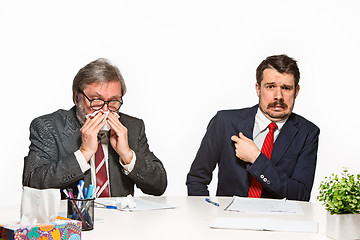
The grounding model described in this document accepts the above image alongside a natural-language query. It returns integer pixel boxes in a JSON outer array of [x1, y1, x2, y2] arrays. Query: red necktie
[[95, 141, 110, 197], [248, 122, 278, 198]]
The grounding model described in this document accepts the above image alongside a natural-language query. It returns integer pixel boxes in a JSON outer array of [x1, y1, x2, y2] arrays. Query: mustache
[[267, 101, 288, 109]]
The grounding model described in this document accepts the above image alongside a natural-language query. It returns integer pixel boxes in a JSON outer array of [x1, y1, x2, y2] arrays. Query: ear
[[74, 92, 79, 106], [255, 83, 261, 97], [295, 85, 300, 98]]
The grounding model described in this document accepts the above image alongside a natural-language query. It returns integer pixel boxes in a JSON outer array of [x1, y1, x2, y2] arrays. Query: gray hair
[[72, 58, 127, 103]]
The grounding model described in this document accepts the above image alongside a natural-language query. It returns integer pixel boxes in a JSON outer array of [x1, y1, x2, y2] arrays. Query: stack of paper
[[210, 217, 318, 233], [96, 197, 175, 211], [225, 196, 303, 214], [210, 197, 318, 233]]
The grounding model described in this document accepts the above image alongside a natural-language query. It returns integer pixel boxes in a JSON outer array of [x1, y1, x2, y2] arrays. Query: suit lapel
[[271, 114, 298, 165], [241, 120, 255, 140], [61, 107, 82, 155], [238, 105, 258, 140]]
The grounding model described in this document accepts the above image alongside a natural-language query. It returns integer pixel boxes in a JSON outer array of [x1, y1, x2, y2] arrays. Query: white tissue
[[100, 194, 136, 209], [85, 110, 119, 131], [120, 195, 136, 209], [20, 187, 60, 225]]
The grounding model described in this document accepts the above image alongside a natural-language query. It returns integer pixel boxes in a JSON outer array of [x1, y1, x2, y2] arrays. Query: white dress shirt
[[74, 140, 136, 196], [252, 108, 288, 150]]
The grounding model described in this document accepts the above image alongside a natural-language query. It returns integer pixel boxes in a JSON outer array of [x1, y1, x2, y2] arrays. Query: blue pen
[[79, 180, 84, 192], [77, 184, 84, 199], [205, 198, 220, 207], [105, 205, 118, 209], [87, 185, 94, 199], [95, 201, 118, 209]]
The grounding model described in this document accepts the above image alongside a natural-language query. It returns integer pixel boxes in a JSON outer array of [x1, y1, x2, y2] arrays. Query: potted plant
[[317, 168, 360, 240]]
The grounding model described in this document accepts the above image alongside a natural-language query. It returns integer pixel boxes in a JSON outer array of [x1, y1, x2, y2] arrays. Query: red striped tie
[[95, 141, 110, 197], [248, 122, 278, 198]]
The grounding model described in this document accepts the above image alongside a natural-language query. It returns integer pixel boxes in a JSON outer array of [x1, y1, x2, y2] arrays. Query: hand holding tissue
[[85, 110, 120, 132], [80, 110, 122, 161]]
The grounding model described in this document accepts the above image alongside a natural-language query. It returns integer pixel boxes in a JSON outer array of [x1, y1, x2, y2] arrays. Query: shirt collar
[[254, 108, 288, 136], [98, 131, 110, 144]]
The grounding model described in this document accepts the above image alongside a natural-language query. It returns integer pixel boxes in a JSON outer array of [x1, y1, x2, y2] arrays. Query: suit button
[[260, 175, 264, 179], [267, 180, 271, 184], [136, 173, 144, 180], [263, 178, 267, 182]]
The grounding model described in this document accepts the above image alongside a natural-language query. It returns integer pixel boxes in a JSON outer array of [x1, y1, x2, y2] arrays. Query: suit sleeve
[[247, 124, 320, 201], [22, 117, 84, 189], [126, 120, 167, 196], [186, 114, 222, 196]]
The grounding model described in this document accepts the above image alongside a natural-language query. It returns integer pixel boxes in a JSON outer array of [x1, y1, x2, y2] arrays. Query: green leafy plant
[[317, 168, 360, 214]]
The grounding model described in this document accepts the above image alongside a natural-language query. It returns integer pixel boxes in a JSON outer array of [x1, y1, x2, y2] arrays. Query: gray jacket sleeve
[[122, 117, 167, 196], [22, 115, 84, 189]]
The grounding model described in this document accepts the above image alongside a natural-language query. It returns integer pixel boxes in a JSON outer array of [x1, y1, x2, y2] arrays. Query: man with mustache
[[186, 54, 319, 201], [23, 58, 167, 198]]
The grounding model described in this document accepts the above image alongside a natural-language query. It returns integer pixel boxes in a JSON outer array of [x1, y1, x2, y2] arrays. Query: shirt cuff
[[74, 149, 91, 173], [120, 150, 136, 175]]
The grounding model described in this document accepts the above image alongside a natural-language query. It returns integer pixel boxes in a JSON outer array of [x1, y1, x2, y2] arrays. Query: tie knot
[[98, 132, 109, 144], [268, 122, 278, 131]]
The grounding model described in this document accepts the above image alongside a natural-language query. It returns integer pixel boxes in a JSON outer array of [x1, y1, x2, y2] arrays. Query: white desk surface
[[0, 196, 330, 240]]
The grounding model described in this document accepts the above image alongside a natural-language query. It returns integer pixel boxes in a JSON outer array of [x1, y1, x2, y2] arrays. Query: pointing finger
[[239, 132, 249, 140], [231, 135, 240, 142]]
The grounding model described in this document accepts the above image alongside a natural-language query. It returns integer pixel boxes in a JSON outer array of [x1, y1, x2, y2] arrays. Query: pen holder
[[67, 198, 95, 231]]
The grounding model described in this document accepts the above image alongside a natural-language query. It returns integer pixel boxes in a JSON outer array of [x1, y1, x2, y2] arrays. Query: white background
[[1, 0, 359, 206]]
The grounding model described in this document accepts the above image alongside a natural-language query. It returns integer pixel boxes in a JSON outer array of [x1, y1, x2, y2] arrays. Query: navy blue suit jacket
[[186, 105, 320, 201]]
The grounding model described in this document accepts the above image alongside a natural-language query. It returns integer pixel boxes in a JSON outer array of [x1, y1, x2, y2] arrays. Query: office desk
[[0, 196, 329, 240]]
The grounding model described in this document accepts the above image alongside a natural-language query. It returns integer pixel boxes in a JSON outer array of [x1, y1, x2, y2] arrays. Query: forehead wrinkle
[[90, 90, 121, 99], [263, 81, 295, 88], [264, 81, 276, 85]]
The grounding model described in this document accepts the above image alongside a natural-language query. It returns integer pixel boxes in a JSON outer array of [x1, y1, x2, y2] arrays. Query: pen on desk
[[95, 202, 118, 209], [104, 205, 118, 209], [205, 198, 220, 207]]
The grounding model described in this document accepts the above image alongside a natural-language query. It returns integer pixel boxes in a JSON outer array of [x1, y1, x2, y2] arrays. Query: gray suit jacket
[[23, 106, 167, 198]]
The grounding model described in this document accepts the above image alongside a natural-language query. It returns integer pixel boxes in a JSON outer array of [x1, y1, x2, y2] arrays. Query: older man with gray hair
[[23, 58, 167, 198]]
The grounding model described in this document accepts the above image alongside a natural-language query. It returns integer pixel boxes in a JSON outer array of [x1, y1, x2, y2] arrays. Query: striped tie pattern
[[248, 122, 278, 198], [95, 141, 110, 197]]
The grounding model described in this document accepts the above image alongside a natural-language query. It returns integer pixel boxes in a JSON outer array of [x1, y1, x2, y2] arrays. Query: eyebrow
[[264, 82, 294, 88], [281, 83, 294, 88], [264, 82, 276, 85], [93, 92, 122, 100]]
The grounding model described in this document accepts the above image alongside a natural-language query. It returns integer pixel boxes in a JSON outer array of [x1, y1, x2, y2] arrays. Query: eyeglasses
[[80, 90, 123, 112]]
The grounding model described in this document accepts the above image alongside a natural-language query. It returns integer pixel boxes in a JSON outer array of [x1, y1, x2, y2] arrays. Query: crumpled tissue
[[118, 194, 136, 209], [96, 194, 136, 210], [86, 110, 120, 131]]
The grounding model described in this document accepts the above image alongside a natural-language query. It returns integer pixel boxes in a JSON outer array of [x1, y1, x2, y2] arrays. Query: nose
[[102, 102, 109, 111], [274, 87, 283, 100]]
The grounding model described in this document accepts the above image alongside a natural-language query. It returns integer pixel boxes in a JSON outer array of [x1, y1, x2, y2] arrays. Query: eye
[[282, 85, 293, 90]]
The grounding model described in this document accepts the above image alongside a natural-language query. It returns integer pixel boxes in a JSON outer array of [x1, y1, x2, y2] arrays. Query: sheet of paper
[[95, 197, 175, 211], [210, 217, 318, 233], [225, 196, 303, 214], [124, 198, 175, 211]]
